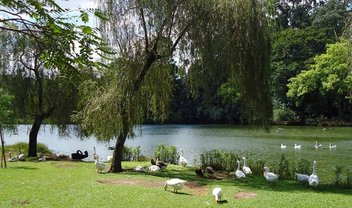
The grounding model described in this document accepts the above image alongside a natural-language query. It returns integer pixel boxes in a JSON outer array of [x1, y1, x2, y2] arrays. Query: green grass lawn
[[1, 161, 351, 208]]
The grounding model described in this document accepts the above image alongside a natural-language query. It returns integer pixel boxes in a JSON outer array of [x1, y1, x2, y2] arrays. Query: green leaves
[[0, 88, 14, 124], [288, 39, 351, 99]]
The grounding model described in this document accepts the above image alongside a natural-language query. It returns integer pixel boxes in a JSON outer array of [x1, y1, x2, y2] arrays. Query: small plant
[[251, 159, 266, 175], [122, 146, 133, 161], [334, 165, 343, 186], [122, 146, 144, 161], [346, 169, 352, 188], [296, 158, 311, 175], [278, 154, 291, 179], [199, 149, 238, 171], [3, 142, 53, 155], [154, 144, 177, 164]]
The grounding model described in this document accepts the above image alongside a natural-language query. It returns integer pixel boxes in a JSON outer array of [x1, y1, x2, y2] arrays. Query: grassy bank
[[1, 161, 351, 208]]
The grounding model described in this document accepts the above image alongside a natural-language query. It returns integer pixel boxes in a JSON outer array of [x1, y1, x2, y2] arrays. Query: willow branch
[[170, 23, 190, 56], [139, 8, 149, 54]]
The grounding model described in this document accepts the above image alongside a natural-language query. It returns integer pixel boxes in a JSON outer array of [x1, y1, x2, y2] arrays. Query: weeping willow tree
[[77, 0, 272, 172], [187, 0, 272, 125]]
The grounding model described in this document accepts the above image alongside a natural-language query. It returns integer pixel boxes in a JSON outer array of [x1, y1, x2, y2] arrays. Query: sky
[[56, 0, 97, 10], [56, 0, 98, 27]]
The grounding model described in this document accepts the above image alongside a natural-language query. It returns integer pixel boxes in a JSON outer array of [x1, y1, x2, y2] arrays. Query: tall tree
[[77, 0, 272, 172], [271, 27, 335, 112], [0, 0, 106, 157], [287, 39, 352, 119], [0, 88, 13, 168], [312, 0, 352, 36]]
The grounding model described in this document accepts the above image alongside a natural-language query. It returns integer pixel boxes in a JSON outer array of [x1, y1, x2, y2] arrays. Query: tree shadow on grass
[[121, 166, 352, 196], [9, 166, 38, 170]]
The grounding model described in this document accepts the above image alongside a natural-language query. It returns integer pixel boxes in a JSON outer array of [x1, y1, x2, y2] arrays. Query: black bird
[[71, 150, 88, 160]]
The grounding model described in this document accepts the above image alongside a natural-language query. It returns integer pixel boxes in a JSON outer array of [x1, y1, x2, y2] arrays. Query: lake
[[4, 124, 352, 183]]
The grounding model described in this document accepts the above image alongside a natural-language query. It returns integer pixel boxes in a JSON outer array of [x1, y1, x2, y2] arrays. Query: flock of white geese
[[91, 147, 321, 203], [280, 141, 337, 150]]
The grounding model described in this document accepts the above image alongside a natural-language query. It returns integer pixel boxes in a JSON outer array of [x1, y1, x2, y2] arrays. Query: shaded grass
[[0, 161, 351, 208]]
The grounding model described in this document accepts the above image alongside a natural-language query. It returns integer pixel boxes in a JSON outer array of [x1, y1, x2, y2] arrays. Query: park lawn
[[1, 161, 351, 208]]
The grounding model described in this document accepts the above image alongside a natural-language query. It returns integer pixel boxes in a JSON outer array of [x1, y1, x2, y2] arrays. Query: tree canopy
[[74, 0, 272, 172], [287, 39, 352, 118], [0, 0, 108, 156]]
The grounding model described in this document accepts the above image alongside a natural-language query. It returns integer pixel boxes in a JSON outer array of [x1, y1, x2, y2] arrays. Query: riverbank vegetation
[[1, 161, 351, 208]]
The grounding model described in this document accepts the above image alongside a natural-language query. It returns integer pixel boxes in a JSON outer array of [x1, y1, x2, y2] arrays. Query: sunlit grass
[[1, 161, 351, 208]]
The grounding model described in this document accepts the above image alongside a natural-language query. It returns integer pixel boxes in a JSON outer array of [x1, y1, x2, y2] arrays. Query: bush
[[122, 146, 144, 161], [346, 169, 352, 188], [3, 142, 52, 155], [334, 165, 343, 186], [278, 154, 292, 179], [252, 159, 266, 175], [200, 149, 238, 171], [273, 107, 296, 122], [296, 158, 311, 175], [154, 144, 177, 164]]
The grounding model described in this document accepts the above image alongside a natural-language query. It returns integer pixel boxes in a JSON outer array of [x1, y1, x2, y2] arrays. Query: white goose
[[106, 155, 113, 162], [295, 173, 309, 183], [164, 178, 187, 193], [263, 167, 279, 184], [93, 154, 105, 173], [18, 153, 25, 161], [212, 187, 223, 203], [235, 160, 246, 179], [280, 144, 287, 149], [242, 157, 252, 175], [315, 141, 322, 149], [135, 165, 146, 172], [294, 144, 301, 150], [7, 151, 18, 162], [178, 149, 188, 167], [308, 160, 319, 187], [329, 143, 336, 149], [149, 165, 161, 172]]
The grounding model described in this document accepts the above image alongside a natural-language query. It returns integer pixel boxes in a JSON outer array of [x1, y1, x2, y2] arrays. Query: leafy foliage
[[0, 88, 14, 125], [295, 158, 311, 175], [272, 27, 335, 106], [153, 144, 177, 164], [287, 39, 352, 119], [122, 146, 143, 161], [200, 149, 238, 171], [277, 154, 292, 179]]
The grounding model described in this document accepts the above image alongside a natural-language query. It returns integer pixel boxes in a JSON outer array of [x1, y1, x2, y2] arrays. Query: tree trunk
[[28, 115, 44, 157], [109, 108, 129, 173], [0, 126, 7, 168]]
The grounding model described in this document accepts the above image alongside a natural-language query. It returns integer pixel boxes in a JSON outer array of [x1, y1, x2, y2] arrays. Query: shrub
[[154, 144, 177, 164], [122, 146, 144, 161], [296, 158, 311, 175], [252, 159, 266, 175], [3, 142, 52, 155], [346, 169, 352, 188], [200, 149, 238, 171], [334, 165, 343, 186], [273, 107, 296, 122], [278, 154, 292, 179]]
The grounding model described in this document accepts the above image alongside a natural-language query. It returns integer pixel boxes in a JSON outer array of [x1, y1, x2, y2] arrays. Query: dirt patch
[[54, 162, 78, 168], [97, 179, 209, 195], [234, 191, 257, 200], [97, 178, 164, 188], [11, 199, 30, 206], [185, 181, 209, 195]]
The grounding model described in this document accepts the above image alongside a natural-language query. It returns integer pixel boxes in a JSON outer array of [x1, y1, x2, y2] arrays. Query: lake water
[[4, 124, 352, 183]]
